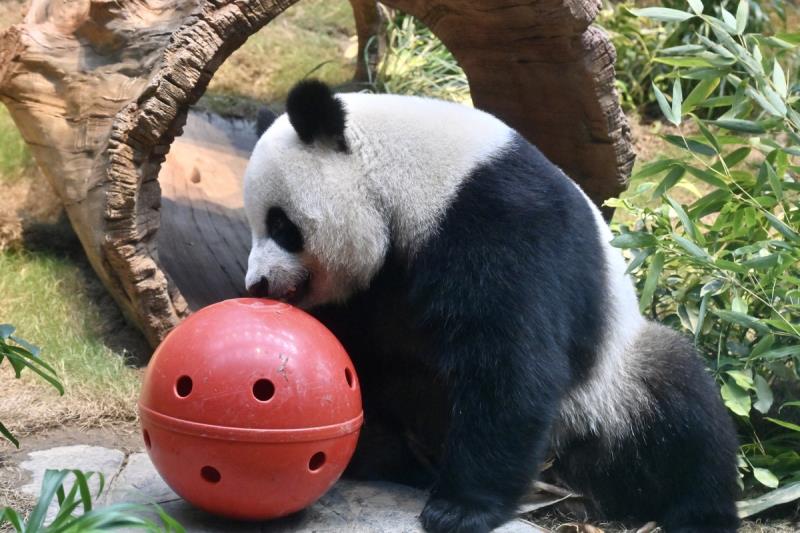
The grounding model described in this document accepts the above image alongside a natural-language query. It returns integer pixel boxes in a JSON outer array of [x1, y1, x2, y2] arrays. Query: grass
[[199, 0, 357, 116], [0, 250, 144, 441], [0, 107, 33, 182]]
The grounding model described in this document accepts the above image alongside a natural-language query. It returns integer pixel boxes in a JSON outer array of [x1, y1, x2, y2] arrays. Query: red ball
[[139, 298, 363, 520]]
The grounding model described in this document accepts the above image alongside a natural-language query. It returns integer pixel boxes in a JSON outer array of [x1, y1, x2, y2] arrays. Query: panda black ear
[[286, 80, 348, 152]]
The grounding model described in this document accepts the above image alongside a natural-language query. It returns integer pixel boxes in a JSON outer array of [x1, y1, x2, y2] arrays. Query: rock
[[19, 445, 126, 522]]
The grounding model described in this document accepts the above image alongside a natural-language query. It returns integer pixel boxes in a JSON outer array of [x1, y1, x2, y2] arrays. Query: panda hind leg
[[554, 324, 740, 532]]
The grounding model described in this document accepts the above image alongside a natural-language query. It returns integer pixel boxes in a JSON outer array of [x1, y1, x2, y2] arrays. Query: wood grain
[[0, 0, 633, 346]]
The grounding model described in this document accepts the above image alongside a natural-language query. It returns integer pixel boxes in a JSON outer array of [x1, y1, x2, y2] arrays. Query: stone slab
[[20, 446, 544, 532], [19, 445, 127, 521]]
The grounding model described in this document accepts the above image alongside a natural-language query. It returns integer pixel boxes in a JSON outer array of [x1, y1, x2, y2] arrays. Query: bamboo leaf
[[735, 0, 749, 34], [610, 232, 658, 249], [672, 79, 683, 122], [687, 0, 704, 15], [639, 252, 664, 313], [713, 310, 771, 334], [766, 417, 800, 432], [764, 212, 800, 242], [754, 374, 774, 414], [672, 233, 710, 259], [710, 119, 766, 133], [772, 59, 787, 98], [653, 83, 678, 124], [630, 7, 696, 22], [752, 467, 780, 488]]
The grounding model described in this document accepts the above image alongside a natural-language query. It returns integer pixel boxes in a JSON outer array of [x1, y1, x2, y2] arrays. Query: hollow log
[[0, 0, 634, 347]]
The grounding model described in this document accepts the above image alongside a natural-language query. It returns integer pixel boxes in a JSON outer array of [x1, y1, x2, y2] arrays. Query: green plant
[[597, 0, 798, 113], [367, 12, 470, 104], [608, 0, 799, 510], [0, 324, 62, 447], [1, 469, 183, 532]]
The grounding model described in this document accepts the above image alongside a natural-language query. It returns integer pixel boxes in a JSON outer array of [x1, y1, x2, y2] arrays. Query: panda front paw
[[420, 495, 510, 533]]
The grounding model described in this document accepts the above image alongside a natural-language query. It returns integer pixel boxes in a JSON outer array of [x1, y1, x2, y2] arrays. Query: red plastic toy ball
[[139, 298, 363, 520]]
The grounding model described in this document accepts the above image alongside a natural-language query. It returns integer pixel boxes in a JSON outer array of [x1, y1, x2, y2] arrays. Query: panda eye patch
[[267, 207, 303, 253]]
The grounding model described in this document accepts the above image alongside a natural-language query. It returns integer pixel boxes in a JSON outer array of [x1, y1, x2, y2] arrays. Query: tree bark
[[0, 0, 633, 347]]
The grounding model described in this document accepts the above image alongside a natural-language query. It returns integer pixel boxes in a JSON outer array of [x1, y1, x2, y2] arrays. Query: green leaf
[[738, 482, 800, 517], [629, 7, 696, 22], [687, 0, 704, 15], [639, 252, 664, 313], [735, 0, 748, 34], [775, 32, 800, 45], [632, 159, 681, 180], [764, 163, 783, 199], [653, 83, 678, 125], [758, 345, 800, 361], [710, 118, 766, 133], [766, 417, 800, 432], [610, 232, 658, 249], [654, 56, 715, 68], [0, 507, 23, 531], [745, 86, 784, 117], [713, 310, 771, 334], [685, 166, 727, 189], [652, 166, 686, 199], [694, 118, 721, 153], [721, 381, 751, 416], [665, 135, 716, 156], [764, 212, 800, 242], [695, 293, 709, 343], [754, 374, 774, 414], [772, 59, 787, 98], [672, 233, 710, 259], [717, 9, 737, 31], [751, 334, 774, 358], [721, 147, 751, 169], [700, 278, 725, 297], [732, 295, 748, 314], [753, 467, 780, 488], [0, 421, 19, 448], [625, 248, 651, 275], [666, 195, 701, 243], [27, 469, 73, 531], [780, 401, 800, 412], [672, 80, 683, 124], [726, 369, 754, 390]]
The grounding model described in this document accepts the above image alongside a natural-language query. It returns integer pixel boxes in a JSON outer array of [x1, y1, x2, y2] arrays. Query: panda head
[[243, 80, 390, 308], [243, 80, 513, 308]]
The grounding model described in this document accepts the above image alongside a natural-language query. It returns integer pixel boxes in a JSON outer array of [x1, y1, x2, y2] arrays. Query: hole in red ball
[[309, 452, 326, 472], [143, 430, 151, 449], [252, 379, 275, 401], [175, 375, 192, 397], [201, 465, 221, 483], [345, 367, 354, 389]]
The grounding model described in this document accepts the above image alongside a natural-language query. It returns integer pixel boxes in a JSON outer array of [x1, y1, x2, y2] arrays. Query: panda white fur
[[243, 81, 739, 533]]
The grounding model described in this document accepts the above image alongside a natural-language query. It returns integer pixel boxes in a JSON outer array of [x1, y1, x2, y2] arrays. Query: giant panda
[[242, 80, 740, 533]]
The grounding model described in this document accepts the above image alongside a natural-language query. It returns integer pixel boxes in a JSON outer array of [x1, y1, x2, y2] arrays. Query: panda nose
[[247, 276, 270, 298]]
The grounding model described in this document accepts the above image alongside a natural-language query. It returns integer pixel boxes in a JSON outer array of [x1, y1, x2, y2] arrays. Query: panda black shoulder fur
[[243, 80, 740, 533]]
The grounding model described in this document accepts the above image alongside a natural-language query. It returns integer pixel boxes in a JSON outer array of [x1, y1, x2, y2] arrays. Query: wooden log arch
[[0, 0, 634, 346]]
